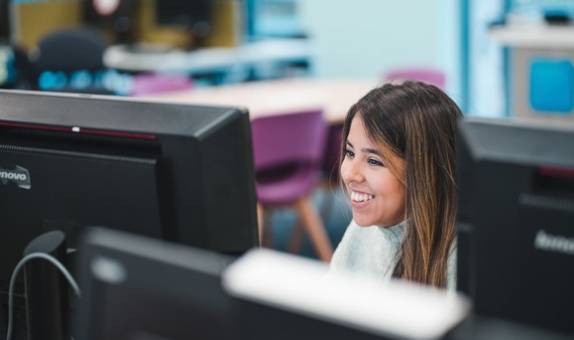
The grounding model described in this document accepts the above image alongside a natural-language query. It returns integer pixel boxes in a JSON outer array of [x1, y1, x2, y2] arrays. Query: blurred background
[[1, 0, 574, 260], [3, 1, 574, 116]]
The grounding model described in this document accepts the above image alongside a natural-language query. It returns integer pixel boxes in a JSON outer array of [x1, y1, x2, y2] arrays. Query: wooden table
[[147, 78, 380, 123]]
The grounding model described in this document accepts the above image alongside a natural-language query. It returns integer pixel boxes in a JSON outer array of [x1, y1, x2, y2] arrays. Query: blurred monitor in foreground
[[457, 117, 574, 334], [223, 249, 470, 340], [77, 230, 469, 340], [76, 227, 238, 340]]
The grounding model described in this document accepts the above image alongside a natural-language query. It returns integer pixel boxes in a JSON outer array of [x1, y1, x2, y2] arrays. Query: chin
[[354, 215, 400, 228]]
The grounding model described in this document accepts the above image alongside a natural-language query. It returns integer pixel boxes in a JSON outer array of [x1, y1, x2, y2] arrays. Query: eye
[[368, 158, 384, 167], [344, 149, 355, 159]]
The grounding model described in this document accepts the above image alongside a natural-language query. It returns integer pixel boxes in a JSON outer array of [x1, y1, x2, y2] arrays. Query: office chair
[[288, 121, 344, 255], [34, 28, 107, 73], [252, 110, 333, 262], [31, 28, 113, 94]]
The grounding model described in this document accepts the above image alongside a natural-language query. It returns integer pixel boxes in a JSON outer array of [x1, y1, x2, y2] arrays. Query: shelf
[[104, 39, 312, 73], [489, 24, 574, 49]]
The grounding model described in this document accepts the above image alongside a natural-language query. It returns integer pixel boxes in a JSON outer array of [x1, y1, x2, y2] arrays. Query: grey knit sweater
[[330, 220, 457, 290]]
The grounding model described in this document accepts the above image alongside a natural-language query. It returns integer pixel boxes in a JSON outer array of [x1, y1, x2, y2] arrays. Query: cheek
[[339, 159, 350, 182], [371, 173, 404, 200], [387, 181, 406, 210]]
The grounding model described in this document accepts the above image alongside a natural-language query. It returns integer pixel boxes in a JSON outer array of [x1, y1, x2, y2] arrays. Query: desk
[[147, 78, 380, 123], [104, 39, 312, 74]]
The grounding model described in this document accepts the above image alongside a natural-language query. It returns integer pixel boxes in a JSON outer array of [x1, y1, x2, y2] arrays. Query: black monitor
[[0, 0, 8, 42], [77, 232, 468, 340], [155, 0, 214, 39], [456, 117, 574, 334], [82, 0, 139, 44], [223, 249, 469, 340], [0, 89, 258, 292], [76, 227, 240, 340]]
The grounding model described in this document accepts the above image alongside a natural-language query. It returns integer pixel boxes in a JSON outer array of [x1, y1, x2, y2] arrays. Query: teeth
[[350, 191, 374, 202]]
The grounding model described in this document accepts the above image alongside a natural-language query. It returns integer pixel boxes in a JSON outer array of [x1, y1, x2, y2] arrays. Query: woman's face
[[340, 115, 406, 227]]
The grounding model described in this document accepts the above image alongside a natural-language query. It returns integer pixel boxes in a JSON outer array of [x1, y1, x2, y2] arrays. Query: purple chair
[[322, 123, 344, 185], [131, 73, 193, 96], [384, 68, 446, 89], [316, 122, 344, 222], [252, 110, 333, 262]]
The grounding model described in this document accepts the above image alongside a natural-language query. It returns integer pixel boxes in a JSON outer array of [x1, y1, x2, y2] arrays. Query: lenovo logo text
[[534, 230, 574, 256], [0, 166, 31, 190]]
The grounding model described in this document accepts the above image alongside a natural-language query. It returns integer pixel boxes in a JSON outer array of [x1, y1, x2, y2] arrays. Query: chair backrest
[[322, 123, 343, 182], [34, 28, 107, 72], [384, 68, 445, 89], [251, 110, 327, 172]]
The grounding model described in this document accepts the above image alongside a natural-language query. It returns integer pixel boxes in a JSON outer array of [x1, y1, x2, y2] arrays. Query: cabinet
[[490, 24, 574, 120]]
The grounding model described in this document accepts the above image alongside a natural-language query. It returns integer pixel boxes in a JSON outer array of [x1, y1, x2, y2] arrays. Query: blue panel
[[460, 0, 470, 114], [529, 58, 574, 113]]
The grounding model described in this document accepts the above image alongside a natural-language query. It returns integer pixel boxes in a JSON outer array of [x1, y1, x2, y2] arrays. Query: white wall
[[299, 0, 441, 79], [469, 1, 505, 117], [299, 0, 461, 103], [438, 0, 462, 104]]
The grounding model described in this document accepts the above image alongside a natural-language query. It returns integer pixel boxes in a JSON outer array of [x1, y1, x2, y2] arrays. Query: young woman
[[330, 81, 462, 289]]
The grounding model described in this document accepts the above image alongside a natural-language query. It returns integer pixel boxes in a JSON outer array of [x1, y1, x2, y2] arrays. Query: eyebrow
[[346, 141, 382, 156]]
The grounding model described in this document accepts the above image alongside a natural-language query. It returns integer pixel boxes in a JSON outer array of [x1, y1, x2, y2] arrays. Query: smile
[[350, 191, 375, 202]]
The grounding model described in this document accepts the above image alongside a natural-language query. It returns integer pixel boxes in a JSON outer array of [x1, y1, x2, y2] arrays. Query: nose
[[341, 157, 364, 184]]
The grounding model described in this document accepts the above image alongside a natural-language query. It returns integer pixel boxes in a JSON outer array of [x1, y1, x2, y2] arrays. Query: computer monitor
[[456, 117, 574, 334], [0, 89, 259, 293], [77, 232, 469, 340], [76, 227, 240, 340], [223, 249, 470, 340], [82, 0, 139, 44], [155, 0, 214, 39], [0, 0, 8, 42], [448, 315, 573, 340]]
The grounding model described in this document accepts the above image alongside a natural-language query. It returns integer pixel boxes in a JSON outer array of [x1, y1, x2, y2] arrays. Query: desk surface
[[147, 78, 380, 123]]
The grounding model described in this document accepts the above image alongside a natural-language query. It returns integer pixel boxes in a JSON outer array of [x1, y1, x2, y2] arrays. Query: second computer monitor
[[457, 117, 574, 334]]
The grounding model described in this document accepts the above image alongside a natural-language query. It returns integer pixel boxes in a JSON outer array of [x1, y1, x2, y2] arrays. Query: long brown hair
[[341, 81, 462, 288]]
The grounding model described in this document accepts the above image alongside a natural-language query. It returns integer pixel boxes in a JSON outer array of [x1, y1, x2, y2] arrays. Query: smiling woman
[[330, 81, 463, 290], [340, 116, 406, 228]]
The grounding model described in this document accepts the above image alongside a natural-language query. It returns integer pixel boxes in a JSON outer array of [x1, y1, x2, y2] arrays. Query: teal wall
[[299, 0, 461, 103]]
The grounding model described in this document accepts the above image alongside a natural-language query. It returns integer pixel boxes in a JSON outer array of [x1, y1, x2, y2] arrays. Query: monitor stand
[[23, 231, 70, 340]]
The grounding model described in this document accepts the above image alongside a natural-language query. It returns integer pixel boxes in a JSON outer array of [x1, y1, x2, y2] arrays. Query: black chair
[[32, 28, 114, 94], [0, 43, 37, 89], [34, 28, 106, 72]]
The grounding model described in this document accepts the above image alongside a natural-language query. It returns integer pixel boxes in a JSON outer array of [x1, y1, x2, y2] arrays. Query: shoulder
[[330, 221, 366, 265], [330, 220, 405, 279], [330, 221, 372, 269], [333, 220, 384, 252]]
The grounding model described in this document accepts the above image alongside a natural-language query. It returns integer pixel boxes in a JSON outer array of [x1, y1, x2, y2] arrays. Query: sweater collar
[[375, 220, 407, 243]]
